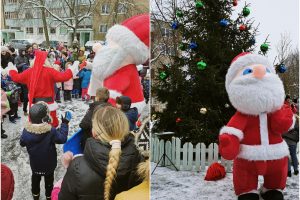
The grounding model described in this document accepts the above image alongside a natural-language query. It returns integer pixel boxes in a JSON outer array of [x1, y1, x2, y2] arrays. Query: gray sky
[[232, 0, 299, 63]]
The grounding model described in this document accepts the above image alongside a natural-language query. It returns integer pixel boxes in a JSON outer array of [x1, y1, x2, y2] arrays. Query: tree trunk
[[40, 0, 50, 48]]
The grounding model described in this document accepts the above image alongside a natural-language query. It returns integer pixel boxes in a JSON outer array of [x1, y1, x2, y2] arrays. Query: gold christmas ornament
[[200, 108, 207, 114]]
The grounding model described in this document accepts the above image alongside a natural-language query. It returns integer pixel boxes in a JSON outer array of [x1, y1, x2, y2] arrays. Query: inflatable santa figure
[[87, 14, 149, 113], [219, 53, 295, 200], [6, 50, 79, 127]]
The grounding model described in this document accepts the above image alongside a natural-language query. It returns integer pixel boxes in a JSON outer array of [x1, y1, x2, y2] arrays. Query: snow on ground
[[1, 99, 88, 200], [151, 162, 299, 200]]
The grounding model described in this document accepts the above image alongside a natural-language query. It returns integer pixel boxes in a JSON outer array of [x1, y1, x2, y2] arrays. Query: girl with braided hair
[[58, 106, 144, 200]]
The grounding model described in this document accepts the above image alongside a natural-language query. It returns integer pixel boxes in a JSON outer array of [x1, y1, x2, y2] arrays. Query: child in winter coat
[[79, 68, 91, 101], [63, 63, 73, 101], [116, 96, 138, 131], [5, 80, 21, 123], [59, 106, 144, 200], [20, 102, 71, 200], [1, 89, 10, 138]]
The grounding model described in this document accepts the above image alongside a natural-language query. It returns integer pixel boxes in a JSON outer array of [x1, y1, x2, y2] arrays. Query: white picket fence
[[151, 137, 233, 172]]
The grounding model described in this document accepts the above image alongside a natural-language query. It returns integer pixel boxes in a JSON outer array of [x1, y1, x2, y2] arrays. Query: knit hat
[[225, 52, 275, 92], [116, 96, 132, 111], [79, 47, 85, 52], [105, 14, 149, 65], [1, 46, 9, 52], [29, 102, 51, 124], [1, 164, 15, 200]]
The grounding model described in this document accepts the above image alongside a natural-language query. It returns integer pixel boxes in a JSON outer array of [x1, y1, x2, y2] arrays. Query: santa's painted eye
[[242, 68, 252, 75], [266, 68, 271, 73]]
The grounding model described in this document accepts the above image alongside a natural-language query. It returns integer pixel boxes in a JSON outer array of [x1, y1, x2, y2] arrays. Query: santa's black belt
[[32, 97, 53, 103]]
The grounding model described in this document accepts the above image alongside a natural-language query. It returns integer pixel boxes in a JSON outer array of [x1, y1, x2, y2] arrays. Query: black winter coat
[[79, 101, 111, 150], [20, 123, 68, 175], [125, 108, 138, 131], [58, 135, 143, 200]]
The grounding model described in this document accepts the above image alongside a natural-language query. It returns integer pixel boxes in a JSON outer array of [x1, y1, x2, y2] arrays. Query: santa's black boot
[[32, 193, 40, 200], [261, 190, 284, 200], [238, 193, 260, 200]]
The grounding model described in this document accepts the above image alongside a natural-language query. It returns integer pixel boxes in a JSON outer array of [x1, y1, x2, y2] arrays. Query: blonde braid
[[104, 149, 122, 200]]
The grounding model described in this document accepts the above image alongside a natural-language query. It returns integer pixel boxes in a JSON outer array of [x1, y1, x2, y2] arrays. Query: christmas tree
[[152, 0, 263, 145]]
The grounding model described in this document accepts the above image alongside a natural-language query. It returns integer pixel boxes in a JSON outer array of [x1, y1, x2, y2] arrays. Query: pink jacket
[[1, 89, 10, 117], [64, 78, 73, 91]]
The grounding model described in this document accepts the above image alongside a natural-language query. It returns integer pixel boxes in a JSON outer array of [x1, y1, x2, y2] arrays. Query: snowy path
[[1, 99, 89, 200], [151, 162, 299, 200]]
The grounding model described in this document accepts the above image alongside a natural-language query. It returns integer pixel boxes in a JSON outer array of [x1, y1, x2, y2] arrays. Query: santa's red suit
[[8, 51, 76, 127], [88, 14, 149, 113], [219, 53, 295, 197]]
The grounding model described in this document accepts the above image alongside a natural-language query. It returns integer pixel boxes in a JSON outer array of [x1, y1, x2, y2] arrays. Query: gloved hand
[[6, 62, 17, 74], [219, 134, 240, 160], [85, 61, 93, 70], [69, 61, 79, 78], [61, 111, 72, 124]]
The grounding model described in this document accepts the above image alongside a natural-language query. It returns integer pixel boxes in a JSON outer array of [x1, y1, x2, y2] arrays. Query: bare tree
[[276, 32, 292, 64], [19, 0, 96, 46]]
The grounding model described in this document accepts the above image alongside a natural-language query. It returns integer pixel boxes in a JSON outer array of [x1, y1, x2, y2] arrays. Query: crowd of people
[[1, 42, 150, 200]]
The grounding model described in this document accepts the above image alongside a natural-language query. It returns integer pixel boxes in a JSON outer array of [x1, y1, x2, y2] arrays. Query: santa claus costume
[[7, 50, 78, 127], [88, 14, 149, 113], [219, 53, 295, 200]]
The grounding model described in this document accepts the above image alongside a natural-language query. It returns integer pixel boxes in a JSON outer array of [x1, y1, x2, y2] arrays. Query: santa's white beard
[[92, 46, 127, 81], [227, 74, 285, 115]]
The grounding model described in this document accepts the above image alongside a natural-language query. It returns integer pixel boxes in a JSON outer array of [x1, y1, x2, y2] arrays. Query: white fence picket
[[200, 143, 206, 171], [195, 143, 201, 171], [165, 141, 172, 167], [207, 143, 214, 166], [182, 143, 188, 170], [213, 143, 219, 162], [188, 143, 193, 171], [172, 137, 176, 164], [159, 139, 165, 166], [175, 138, 181, 169]]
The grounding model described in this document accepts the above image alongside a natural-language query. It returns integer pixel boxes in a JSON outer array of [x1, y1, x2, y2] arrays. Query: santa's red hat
[[105, 14, 149, 65], [1, 164, 15, 200], [225, 52, 275, 91]]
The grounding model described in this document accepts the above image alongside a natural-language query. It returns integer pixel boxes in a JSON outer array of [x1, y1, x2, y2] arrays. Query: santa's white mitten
[[6, 62, 17, 74], [85, 61, 93, 70], [69, 61, 79, 78]]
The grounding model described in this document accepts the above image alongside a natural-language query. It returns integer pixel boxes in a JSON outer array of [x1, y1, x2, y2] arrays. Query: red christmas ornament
[[233, 0, 238, 6], [239, 24, 247, 31], [204, 162, 226, 181], [176, 117, 182, 123], [136, 120, 142, 127]]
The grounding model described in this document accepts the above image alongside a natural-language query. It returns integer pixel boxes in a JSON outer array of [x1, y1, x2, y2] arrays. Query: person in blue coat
[[20, 102, 71, 200], [78, 68, 92, 101]]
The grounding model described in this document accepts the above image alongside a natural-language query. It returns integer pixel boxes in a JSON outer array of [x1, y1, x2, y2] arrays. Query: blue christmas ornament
[[171, 21, 179, 30], [189, 42, 198, 49], [250, 37, 256, 45], [278, 64, 287, 73], [219, 19, 229, 27]]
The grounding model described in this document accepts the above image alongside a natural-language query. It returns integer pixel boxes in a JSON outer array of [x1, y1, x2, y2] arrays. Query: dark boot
[[1, 133, 8, 139], [32, 193, 40, 200], [294, 170, 299, 175], [288, 171, 292, 177], [238, 193, 260, 200], [14, 114, 21, 120], [9, 116, 16, 123], [261, 190, 284, 200]]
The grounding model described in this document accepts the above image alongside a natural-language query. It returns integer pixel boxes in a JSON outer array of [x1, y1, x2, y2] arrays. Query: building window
[[160, 44, 176, 56], [4, 11, 18, 19], [101, 4, 110, 14], [26, 27, 34, 34], [161, 28, 171, 37], [7, 0, 17, 3], [50, 28, 56, 34], [60, 27, 67, 35], [117, 4, 126, 14], [25, 11, 33, 19], [38, 27, 44, 34], [99, 24, 108, 33], [11, 27, 20, 30]]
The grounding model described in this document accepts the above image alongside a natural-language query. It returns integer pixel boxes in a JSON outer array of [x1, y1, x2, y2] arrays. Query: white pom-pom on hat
[[92, 43, 103, 53]]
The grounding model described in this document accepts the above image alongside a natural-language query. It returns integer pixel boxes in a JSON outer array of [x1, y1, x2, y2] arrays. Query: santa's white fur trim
[[47, 102, 58, 111], [220, 126, 244, 141], [131, 101, 146, 114], [109, 90, 123, 99], [289, 115, 296, 131], [237, 141, 289, 161], [106, 25, 149, 65], [226, 54, 274, 91], [259, 113, 269, 145]]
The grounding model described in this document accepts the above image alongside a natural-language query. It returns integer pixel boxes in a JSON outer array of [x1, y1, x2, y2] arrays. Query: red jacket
[[104, 64, 145, 113], [9, 67, 72, 111], [220, 105, 294, 161]]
